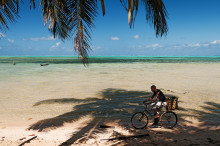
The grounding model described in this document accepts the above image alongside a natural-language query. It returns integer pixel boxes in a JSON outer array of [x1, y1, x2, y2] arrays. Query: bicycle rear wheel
[[160, 111, 178, 129], [131, 112, 148, 129]]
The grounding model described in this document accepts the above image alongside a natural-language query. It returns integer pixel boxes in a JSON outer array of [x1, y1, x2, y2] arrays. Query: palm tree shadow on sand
[[189, 101, 220, 126], [28, 88, 177, 145], [28, 88, 220, 145]]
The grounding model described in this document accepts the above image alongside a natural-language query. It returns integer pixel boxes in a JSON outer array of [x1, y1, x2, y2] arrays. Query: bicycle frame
[[143, 105, 167, 119], [143, 108, 154, 118], [131, 104, 178, 129]]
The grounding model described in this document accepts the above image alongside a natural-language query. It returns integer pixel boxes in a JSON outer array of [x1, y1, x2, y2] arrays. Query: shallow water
[[0, 57, 220, 127]]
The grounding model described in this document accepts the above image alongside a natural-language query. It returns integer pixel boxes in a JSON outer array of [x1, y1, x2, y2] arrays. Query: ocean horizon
[[0, 55, 220, 57], [1, 56, 220, 64]]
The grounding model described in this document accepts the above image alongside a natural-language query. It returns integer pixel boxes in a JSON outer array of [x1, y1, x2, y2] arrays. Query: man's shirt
[[152, 89, 166, 102]]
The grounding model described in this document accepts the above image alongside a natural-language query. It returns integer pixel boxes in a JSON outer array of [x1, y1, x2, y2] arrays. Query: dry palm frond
[[120, 0, 168, 37], [40, 0, 97, 65], [120, 0, 139, 28], [100, 0, 105, 16], [40, 0, 70, 40], [67, 0, 97, 65]]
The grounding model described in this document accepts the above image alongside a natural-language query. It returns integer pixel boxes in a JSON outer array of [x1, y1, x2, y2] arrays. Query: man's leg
[[153, 109, 159, 125], [151, 106, 159, 125], [153, 109, 160, 119], [154, 117, 159, 125], [152, 102, 162, 126], [155, 101, 162, 118], [152, 102, 160, 118]]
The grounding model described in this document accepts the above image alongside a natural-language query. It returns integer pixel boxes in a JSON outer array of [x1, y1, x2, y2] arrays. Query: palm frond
[[142, 0, 168, 37], [40, 0, 96, 65], [30, 0, 35, 9], [1, 0, 168, 65], [40, 0, 70, 40], [120, 0, 168, 36], [100, 0, 105, 16], [0, 0, 20, 31], [120, 0, 139, 28], [67, 0, 98, 65]]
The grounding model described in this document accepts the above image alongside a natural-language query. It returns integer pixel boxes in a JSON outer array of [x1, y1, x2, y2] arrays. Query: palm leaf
[[1, 0, 168, 64], [120, 0, 139, 28], [40, 0, 70, 40], [30, 0, 35, 9], [67, 0, 98, 65], [0, 0, 20, 31], [100, 0, 105, 16], [142, 0, 168, 37], [39, 0, 96, 65], [120, 0, 168, 36]]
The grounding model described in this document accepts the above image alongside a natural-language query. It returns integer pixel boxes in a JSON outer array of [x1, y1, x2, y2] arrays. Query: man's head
[[151, 85, 157, 92]]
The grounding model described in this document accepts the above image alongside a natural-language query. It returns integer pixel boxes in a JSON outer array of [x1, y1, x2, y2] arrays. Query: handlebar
[[143, 101, 152, 106]]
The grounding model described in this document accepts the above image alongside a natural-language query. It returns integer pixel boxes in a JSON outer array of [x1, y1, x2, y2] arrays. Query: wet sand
[[0, 62, 220, 145]]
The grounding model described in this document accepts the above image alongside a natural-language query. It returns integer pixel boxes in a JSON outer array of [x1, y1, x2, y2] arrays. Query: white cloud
[[202, 44, 209, 47], [30, 36, 55, 41], [50, 42, 61, 51], [152, 44, 160, 47], [170, 39, 220, 49], [22, 38, 27, 41], [172, 44, 182, 49], [135, 39, 220, 52], [52, 42, 61, 48], [0, 33, 6, 38], [186, 40, 220, 48], [91, 46, 101, 51], [134, 35, 139, 39], [8, 39, 14, 43], [187, 43, 200, 47], [111, 37, 120, 41], [145, 43, 161, 49], [211, 40, 220, 44]]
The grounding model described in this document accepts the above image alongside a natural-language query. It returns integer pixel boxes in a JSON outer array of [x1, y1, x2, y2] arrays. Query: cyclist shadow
[[28, 88, 178, 145]]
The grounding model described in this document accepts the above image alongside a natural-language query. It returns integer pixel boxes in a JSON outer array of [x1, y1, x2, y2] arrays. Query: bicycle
[[131, 102, 178, 129]]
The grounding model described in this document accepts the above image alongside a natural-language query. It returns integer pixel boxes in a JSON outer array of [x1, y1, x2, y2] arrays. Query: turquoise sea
[[0, 56, 220, 64], [0, 56, 219, 126]]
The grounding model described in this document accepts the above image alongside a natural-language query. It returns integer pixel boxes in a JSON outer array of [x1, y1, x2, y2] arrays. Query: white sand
[[0, 63, 220, 145]]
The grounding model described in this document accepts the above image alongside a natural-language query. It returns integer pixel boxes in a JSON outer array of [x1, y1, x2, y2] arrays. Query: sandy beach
[[0, 61, 220, 145], [1, 0, 220, 145]]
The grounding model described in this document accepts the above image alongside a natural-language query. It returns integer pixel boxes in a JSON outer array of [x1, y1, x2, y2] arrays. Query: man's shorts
[[151, 101, 167, 109]]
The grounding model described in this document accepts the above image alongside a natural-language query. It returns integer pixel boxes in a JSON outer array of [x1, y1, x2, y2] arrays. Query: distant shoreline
[[0, 56, 220, 58], [1, 56, 220, 64]]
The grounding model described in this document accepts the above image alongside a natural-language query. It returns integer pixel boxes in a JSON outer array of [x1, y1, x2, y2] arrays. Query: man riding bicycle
[[143, 85, 166, 126]]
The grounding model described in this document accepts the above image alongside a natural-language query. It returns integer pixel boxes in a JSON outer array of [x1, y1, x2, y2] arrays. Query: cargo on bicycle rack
[[166, 96, 178, 110]]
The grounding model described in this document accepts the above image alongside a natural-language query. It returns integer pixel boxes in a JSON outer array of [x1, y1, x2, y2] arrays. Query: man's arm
[[151, 92, 159, 103], [143, 93, 156, 103]]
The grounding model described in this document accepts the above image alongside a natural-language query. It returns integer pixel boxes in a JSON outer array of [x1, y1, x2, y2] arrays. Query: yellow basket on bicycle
[[166, 97, 178, 110]]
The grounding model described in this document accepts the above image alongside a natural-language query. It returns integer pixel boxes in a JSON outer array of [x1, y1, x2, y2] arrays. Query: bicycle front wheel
[[160, 111, 178, 129], [131, 112, 148, 129]]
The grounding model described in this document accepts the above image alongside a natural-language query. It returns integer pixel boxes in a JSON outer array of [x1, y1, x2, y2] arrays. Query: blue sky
[[0, 0, 220, 56]]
